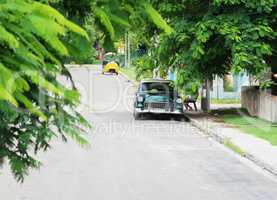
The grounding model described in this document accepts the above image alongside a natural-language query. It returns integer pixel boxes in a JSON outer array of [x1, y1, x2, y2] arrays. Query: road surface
[[1, 66, 277, 200]]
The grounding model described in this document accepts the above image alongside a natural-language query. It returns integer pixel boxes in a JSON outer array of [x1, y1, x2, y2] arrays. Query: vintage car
[[102, 52, 120, 75], [102, 61, 119, 75], [133, 79, 184, 119]]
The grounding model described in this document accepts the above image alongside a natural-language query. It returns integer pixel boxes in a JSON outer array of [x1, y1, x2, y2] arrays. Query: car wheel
[[133, 110, 141, 120], [134, 113, 141, 120], [174, 115, 186, 122]]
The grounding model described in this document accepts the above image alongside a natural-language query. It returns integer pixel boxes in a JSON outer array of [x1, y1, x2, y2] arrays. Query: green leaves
[[137, 0, 276, 89], [33, 1, 89, 39], [0, 25, 19, 49], [0, 86, 18, 107], [95, 7, 116, 40], [213, 0, 277, 13], [142, 2, 174, 35], [0, 0, 90, 182], [15, 92, 48, 122]]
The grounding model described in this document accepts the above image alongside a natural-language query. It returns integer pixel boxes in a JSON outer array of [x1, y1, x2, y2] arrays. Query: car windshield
[[140, 82, 174, 94]]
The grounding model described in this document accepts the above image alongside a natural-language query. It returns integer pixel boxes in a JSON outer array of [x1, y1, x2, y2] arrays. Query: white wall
[[211, 73, 250, 99]]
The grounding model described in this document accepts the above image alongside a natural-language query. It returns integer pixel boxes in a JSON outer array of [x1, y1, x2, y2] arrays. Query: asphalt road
[[1, 66, 277, 200]]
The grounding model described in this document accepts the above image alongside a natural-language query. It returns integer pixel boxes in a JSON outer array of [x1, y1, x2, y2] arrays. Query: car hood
[[144, 94, 171, 103]]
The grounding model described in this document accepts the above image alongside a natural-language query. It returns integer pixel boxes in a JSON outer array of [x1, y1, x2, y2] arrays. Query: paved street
[[1, 66, 277, 200]]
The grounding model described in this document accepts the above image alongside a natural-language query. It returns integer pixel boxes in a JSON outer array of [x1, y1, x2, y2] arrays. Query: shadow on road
[[137, 114, 190, 122]]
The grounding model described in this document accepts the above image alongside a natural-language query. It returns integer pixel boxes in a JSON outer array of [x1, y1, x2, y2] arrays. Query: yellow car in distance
[[102, 52, 120, 75], [102, 61, 120, 75]]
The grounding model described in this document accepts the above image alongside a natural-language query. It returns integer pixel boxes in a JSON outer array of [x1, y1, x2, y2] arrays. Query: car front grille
[[144, 102, 169, 110]]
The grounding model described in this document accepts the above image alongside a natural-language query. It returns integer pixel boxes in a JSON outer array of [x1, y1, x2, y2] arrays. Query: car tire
[[133, 110, 141, 120], [134, 114, 140, 120], [174, 115, 186, 122]]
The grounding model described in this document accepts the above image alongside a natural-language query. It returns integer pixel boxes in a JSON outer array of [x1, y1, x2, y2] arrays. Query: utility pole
[[201, 80, 211, 112], [124, 32, 128, 67], [124, 32, 131, 68], [127, 32, 131, 68]]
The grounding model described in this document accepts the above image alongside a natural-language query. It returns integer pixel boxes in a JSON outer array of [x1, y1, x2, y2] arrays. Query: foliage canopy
[[135, 0, 277, 89], [0, 0, 90, 181]]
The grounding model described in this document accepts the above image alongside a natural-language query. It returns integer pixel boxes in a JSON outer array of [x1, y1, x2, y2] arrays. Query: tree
[[0, 0, 91, 182], [0, 0, 172, 181], [50, 0, 174, 51], [135, 0, 277, 110]]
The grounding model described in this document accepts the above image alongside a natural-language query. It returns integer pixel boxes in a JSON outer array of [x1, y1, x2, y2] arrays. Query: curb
[[188, 116, 277, 177]]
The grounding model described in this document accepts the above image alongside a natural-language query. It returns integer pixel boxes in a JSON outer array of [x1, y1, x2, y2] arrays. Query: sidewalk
[[186, 107, 277, 176]]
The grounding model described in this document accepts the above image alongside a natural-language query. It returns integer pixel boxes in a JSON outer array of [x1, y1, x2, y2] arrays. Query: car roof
[[140, 79, 174, 84]]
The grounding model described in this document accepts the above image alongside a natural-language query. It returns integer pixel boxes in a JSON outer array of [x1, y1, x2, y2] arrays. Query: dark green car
[[133, 79, 184, 119]]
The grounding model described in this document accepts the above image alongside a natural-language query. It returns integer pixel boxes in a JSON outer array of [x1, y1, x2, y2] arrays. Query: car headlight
[[176, 98, 182, 104], [137, 96, 144, 102]]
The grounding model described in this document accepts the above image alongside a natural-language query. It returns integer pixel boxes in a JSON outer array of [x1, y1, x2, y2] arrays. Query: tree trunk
[[201, 80, 211, 112]]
